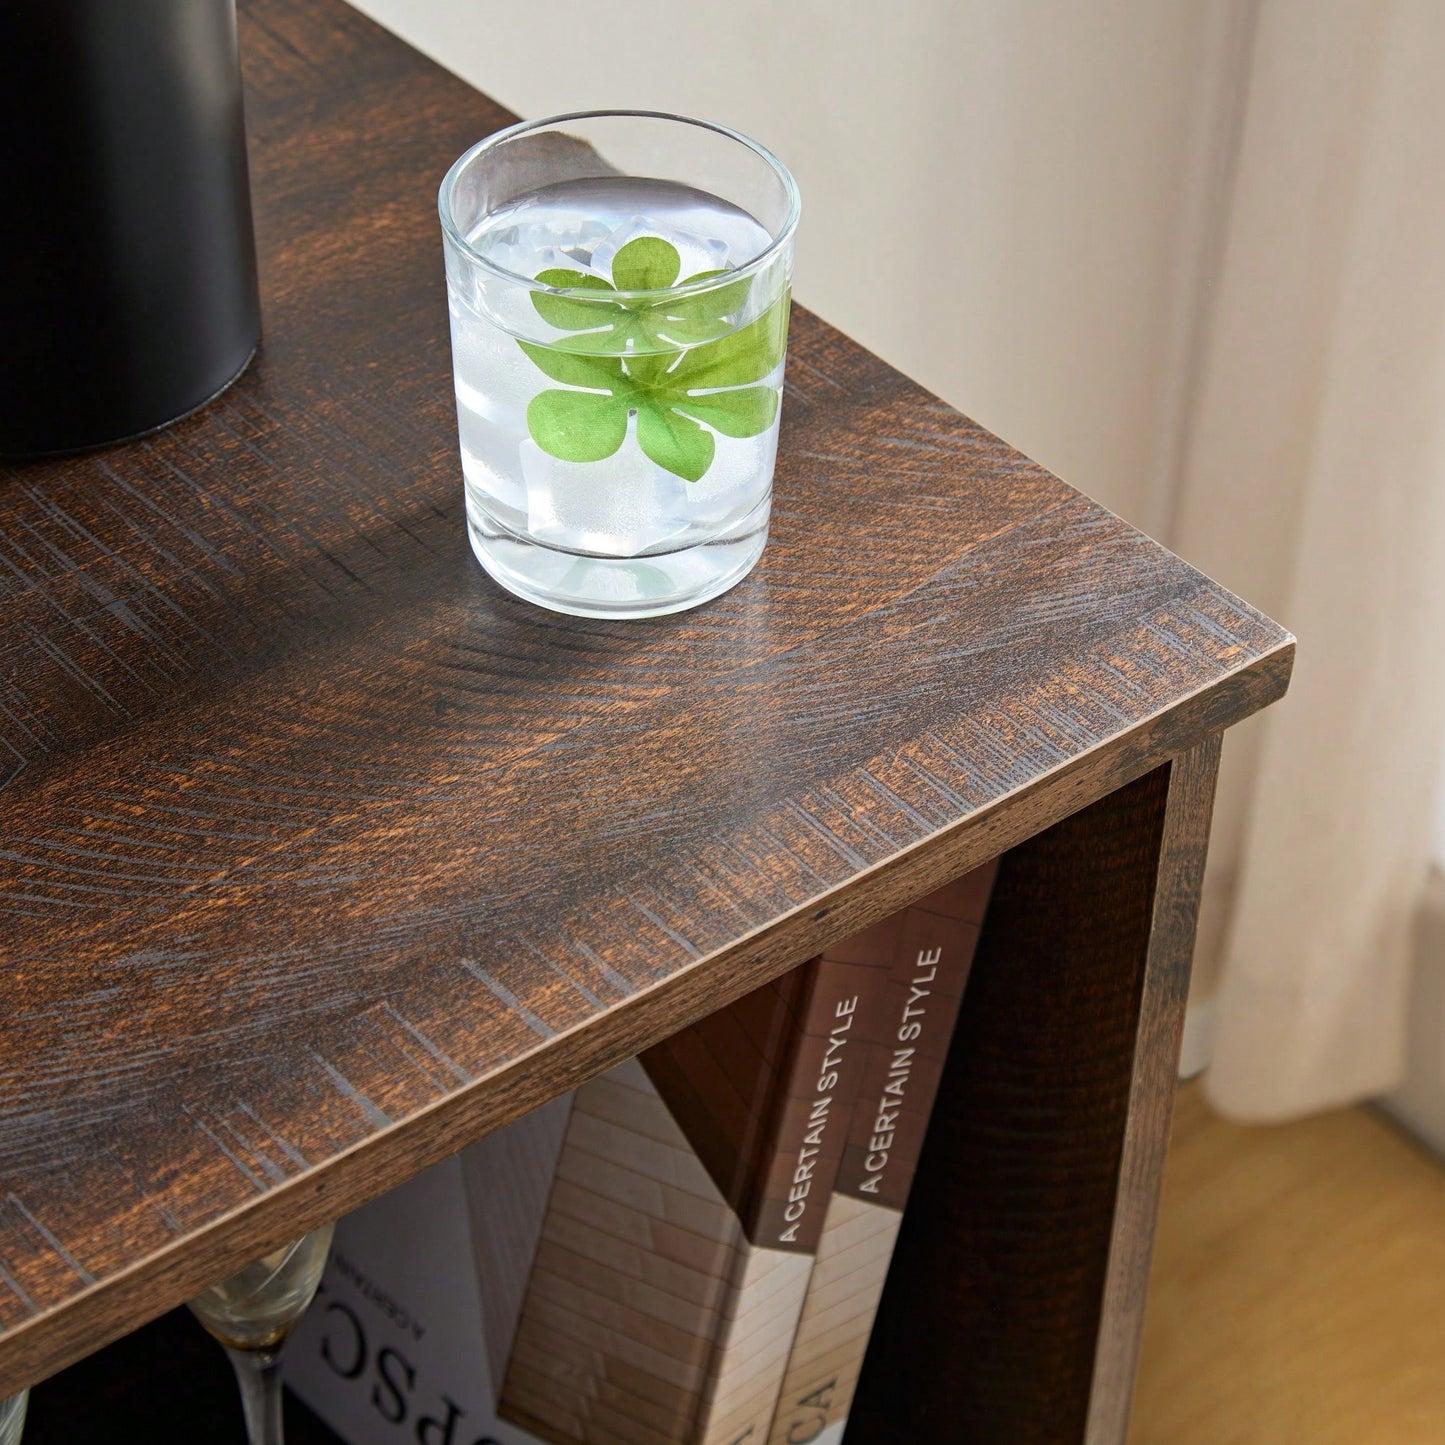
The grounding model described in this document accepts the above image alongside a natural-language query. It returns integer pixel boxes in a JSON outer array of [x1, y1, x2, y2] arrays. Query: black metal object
[[0, 0, 260, 458]]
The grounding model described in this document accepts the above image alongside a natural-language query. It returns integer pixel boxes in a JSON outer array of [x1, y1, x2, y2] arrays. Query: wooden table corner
[[0, 2, 1293, 1440]]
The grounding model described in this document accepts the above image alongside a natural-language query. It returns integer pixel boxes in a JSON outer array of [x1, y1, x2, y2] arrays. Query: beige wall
[[348, 0, 1250, 532], [349, 2, 1445, 1120]]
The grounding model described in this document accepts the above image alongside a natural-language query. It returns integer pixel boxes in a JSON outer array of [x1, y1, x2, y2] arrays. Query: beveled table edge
[[0, 635, 1292, 1397]]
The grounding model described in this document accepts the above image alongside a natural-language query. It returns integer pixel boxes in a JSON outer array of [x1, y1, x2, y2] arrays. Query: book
[[282, 886, 984, 1445], [494, 921, 902, 1445], [284, 1097, 576, 1445], [766, 863, 997, 1445]]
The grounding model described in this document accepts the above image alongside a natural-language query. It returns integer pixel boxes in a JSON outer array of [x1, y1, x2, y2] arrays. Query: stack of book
[[288, 866, 995, 1445]]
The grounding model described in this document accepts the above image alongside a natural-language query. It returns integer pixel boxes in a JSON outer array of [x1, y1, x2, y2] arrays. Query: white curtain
[[1175, 0, 1445, 1120]]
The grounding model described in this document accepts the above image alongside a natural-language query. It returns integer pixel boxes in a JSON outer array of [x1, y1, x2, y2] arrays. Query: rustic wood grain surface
[[849, 743, 1222, 1443], [0, 0, 1292, 1399]]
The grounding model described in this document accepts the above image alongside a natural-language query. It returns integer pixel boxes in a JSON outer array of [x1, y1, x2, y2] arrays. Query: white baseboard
[[1178, 997, 1218, 1081], [1380, 868, 1445, 1157]]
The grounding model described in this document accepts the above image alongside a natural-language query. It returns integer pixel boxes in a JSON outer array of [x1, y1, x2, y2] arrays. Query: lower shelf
[[24, 1307, 343, 1445]]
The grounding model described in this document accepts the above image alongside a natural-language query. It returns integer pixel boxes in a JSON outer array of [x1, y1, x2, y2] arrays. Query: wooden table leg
[[847, 736, 1222, 1445]]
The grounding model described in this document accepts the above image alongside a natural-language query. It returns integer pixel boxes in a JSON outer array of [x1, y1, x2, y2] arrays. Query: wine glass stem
[[225, 1344, 285, 1445]]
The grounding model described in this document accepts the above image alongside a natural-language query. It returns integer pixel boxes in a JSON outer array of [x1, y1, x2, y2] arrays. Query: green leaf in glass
[[636, 402, 715, 481], [623, 352, 677, 386], [516, 340, 625, 390], [515, 235, 789, 482], [527, 390, 629, 463], [672, 385, 779, 438], [665, 270, 755, 324], [610, 236, 682, 291], [529, 268, 623, 330], [669, 297, 790, 391]]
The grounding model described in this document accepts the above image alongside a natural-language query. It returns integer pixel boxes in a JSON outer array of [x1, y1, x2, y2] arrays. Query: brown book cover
[[495, 916, 902, 1445], [766, 863, 997, 1445]]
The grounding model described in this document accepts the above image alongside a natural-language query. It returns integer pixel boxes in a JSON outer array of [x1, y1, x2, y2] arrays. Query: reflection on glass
[[188, 1223, 334, 1445], [0, 1389, 27, 1445]]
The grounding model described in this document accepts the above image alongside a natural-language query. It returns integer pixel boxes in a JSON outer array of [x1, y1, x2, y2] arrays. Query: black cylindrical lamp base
[[0, 0, 260, 459]]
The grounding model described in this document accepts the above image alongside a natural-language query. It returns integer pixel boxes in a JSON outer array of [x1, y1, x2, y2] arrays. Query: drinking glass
[[0, 1389, 26, 1445], [439, 111, 800, 619], [188, 1223, 334, 1445]]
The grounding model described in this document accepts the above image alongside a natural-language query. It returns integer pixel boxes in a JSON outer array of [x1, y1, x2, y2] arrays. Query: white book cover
[[286, 1093, 572, 1445]]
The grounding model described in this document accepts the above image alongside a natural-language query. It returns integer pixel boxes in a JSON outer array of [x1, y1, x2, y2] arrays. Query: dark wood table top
[[0, 0, 1293, 1399]]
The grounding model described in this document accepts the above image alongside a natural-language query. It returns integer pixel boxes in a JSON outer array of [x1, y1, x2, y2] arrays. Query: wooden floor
[[1129, 1084, 1445, 1444]]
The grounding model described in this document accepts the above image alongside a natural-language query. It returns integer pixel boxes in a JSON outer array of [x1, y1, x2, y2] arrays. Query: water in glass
[[448, 175, 787, 617]]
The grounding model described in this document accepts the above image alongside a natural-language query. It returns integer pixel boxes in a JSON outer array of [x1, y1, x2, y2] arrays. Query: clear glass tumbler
[[439, 111, 799, 619]]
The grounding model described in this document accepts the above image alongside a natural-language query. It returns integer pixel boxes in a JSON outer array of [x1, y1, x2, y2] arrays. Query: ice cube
[[558, 217, 614, 268], [686, 427, 778, 530], [464, 225, 612, 336], [521, 430, 692, 557], [590, 217, 730, 286], [457, 413, 527, 518], [477, 216, 564, 276], [450, 309, 537, 428], [479, 213, 612, 281]]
